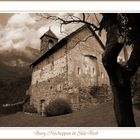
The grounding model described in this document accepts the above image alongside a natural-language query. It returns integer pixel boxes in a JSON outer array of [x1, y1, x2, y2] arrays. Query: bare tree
[[36, 13, 140, 127], [34, 13, 101, 33]]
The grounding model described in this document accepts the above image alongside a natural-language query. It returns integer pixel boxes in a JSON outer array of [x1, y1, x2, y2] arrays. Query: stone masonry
[[29, 25, 110, 113]]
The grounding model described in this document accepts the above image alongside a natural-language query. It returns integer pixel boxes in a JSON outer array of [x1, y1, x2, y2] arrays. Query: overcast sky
[[0, 13, 104, 53], [0, 13, 60, 52]]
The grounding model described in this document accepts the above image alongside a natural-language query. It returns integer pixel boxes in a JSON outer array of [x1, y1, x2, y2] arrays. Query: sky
[[0, 13, 13, 25], [0, 13, 104, 53], [0, 13, 60, 52]]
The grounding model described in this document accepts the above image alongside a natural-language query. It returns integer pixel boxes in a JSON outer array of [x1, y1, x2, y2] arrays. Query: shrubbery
[[89, 84, 111, 103], [0, 104, 23, 114], [0, 75, 31, 105], [23, 102, 37, 114], [45, 98, 72, 117]]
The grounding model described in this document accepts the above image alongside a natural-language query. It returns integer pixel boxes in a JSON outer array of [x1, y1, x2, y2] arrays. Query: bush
[[23, 102, 37, 114], [45, 98, 72, 117]]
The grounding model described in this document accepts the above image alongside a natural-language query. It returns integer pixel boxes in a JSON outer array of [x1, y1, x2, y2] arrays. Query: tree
[[100, 14, 140, 127], [36, 13, 140, 126]]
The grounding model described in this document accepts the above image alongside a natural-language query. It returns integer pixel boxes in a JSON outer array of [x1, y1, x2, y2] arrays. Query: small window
[[50, 62, 54, 70], [40, 99, 45, 103], [91, 67, 96, 77], [84, 65, 88, 74], [77, 67, 81, 75], [101, 72, 104, 79], [48, 39, 54, 43], [51, 61, 54, 66], [93, 68, 95, 75]]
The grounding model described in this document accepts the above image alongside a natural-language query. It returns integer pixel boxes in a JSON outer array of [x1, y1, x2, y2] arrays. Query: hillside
[[0, 47, 39, 104], [0, 47, 39, 82], [0, 75, 31, 104]]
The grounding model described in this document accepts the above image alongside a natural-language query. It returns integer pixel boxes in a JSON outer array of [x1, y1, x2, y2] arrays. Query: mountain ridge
[[0, 47, 39, 104], [0, 46, 39, 82]]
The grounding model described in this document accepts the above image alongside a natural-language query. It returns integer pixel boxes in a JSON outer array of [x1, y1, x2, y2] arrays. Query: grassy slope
[[0, 102, 140, 127]]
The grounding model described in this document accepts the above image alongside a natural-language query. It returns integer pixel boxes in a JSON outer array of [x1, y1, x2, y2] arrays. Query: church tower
[[40, 28, 58, 53]]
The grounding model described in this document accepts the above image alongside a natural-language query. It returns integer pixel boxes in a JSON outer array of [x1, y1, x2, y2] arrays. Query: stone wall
[[66, 29, 109, 110], [30, 26, 110, 113], [31, 55, 67, 85], [30, 44, 68, 112]]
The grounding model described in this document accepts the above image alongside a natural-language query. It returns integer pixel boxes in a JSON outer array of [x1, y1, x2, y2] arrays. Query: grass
[[0, 102, 140, 127]]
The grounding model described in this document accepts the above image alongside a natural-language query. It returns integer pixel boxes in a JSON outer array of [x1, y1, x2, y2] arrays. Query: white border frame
[[0, 1, 140, 13], [0, 1, 140, 139]]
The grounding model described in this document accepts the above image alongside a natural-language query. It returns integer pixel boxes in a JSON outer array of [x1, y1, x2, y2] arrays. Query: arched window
[[77, 67, 81, 75], [48, 39, 54, 49]]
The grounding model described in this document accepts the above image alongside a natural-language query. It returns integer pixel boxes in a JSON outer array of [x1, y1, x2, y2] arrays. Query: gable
[[31, 24, 105, 68]]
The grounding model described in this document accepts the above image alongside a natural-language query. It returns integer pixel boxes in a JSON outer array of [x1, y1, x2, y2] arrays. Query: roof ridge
[[31, 24, 105, 67]]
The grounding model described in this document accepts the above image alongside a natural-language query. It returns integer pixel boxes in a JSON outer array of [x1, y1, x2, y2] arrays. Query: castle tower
[[40, 28, 58, 53]]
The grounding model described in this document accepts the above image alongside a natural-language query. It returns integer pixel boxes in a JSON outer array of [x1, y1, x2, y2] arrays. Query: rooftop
[[40, 28, 58, 40], [31, 24, 105, 68]]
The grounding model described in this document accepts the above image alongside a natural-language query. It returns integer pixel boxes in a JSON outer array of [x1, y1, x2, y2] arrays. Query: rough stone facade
[[29, 25, 110, 113]]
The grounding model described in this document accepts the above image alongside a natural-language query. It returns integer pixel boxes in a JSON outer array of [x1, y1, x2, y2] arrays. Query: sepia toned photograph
[[0, 13, 140, 127]]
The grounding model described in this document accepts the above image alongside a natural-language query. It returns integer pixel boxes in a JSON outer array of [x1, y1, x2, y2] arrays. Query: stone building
[[29, 24, 110, 113]]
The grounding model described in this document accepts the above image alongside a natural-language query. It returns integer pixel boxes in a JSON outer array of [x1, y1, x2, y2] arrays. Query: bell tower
[[40, 27, 58, 53]]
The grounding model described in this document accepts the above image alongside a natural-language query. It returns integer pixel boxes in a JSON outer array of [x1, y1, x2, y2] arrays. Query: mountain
[[0, 47, 39, 104], [0, 47, 39, 82]]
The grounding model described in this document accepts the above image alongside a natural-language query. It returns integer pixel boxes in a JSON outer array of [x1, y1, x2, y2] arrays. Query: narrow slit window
[[77, 67, 81, 75], [101, 72, 104, 79], [93, 68, 95, 75]]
